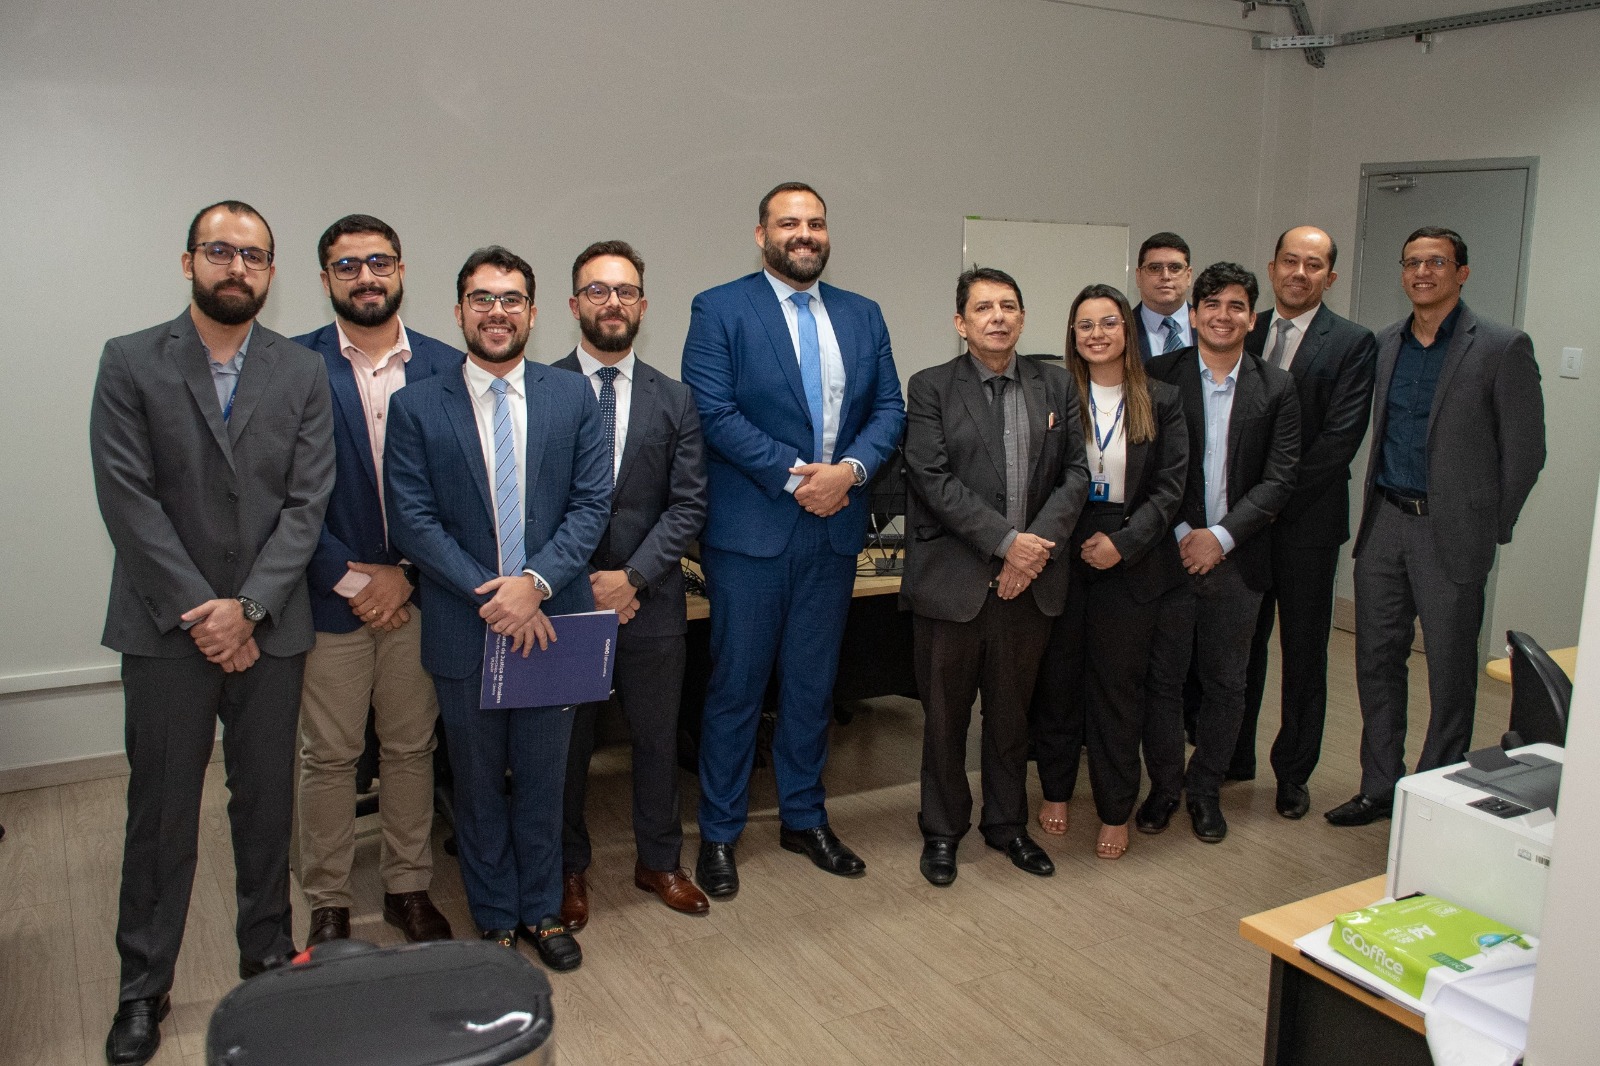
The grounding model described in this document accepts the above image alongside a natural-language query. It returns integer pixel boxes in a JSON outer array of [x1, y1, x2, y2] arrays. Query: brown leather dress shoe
[[634, 862, 711, 915], [383, 891, 452, 942], [560, 871, 589, 932], [306, 906, 351, 946]]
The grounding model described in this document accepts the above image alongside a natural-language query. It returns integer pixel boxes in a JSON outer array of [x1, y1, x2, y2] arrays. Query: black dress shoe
[[696, 840, 740, 899], [524, 917, 582, 972], [106, 994, 170, 1065], [1135, 792, 1180, 835], [1187, 796, 1228, 843], [1275, 782, 1311, 820], [919, 840, 958, 886], [780, 824, 867, 877], [384, 891, 452, 942], [1325, 793, 1392, 827], [306, 906, 350, 946], [987, 834, 1054, 876], [238, 953, 293, 980], [480, 927, 518, 949]]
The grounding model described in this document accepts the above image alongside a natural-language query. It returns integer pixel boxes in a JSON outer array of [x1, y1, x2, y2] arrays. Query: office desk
[[1240, 877, 1431, 1066], [1485, 644, 1577, 684]]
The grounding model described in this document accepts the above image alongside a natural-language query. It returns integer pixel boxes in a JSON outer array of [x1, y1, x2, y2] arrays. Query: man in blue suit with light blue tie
[[681, 182, 906, 898], [385, 246, 610, 971]]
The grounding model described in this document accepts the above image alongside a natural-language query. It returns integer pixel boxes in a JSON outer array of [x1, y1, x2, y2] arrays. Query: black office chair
[[1505, 630, 1571, 747]]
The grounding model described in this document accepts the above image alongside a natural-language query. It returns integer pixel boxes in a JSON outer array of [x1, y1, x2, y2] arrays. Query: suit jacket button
[[225, 550, 237, 561], [227, 491, 239, 503]]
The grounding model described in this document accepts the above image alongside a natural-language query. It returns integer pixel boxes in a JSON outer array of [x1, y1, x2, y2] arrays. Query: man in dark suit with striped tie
[[1132, 232, 1194, 361]]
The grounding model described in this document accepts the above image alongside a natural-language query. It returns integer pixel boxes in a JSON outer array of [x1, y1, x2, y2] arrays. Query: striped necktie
[[1266, 318, 1294, 368], [1161, 316, 1185, 354], [488, 378, 524, 577]]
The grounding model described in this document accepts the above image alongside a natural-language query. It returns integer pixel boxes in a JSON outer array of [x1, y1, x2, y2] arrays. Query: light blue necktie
[[488, 378, 524, 577], [596, 365, 619, 487], [791, 292, 826, 464], [1161, 316, 1185, 354]]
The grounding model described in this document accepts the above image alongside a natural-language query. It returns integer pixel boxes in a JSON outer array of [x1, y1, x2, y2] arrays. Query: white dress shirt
[[763, 270, 847, 493], [462, 357, 548, 591], [575, 347, 635, 482], [1260, 304, 1320, 371]]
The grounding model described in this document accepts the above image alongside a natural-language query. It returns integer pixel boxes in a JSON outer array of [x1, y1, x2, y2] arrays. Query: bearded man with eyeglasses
[[91, 200, 334, 1066], [290, 215, 465, 950]]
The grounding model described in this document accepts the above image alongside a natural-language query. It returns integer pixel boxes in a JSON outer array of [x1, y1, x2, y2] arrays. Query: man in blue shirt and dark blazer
[[1328, 227, 1545, 827], [680, 182, 906, 898], [554, 240, 710, 930], [385, 246, 611, 969], [1132, 232, 1194, 361], [293, 214, 463, 949]]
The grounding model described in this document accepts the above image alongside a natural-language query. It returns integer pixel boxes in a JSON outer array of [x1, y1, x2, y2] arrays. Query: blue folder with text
[[479, 610, 619, 710]]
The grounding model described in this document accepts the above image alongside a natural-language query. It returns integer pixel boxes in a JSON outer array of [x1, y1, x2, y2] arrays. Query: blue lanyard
[[222, 379, 239, 423], [1089, 393, 1124, 472]]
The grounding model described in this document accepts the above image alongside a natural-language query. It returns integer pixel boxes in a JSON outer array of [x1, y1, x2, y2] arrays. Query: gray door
[[1343, 158, 1538, 665]]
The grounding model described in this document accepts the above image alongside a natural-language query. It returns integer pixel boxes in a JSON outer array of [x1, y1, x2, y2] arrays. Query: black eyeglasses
[[1400, 256, 1457, 273], [328, 254, 399, 280], [577, 282, 643, 306], [464, 291, 530, 314], [191, 241, 273, 271], [1139, 262, 1188, 277]]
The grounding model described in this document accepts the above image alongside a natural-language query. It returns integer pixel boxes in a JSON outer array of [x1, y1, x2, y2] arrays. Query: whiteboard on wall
[[960, 218, 1130, 359]]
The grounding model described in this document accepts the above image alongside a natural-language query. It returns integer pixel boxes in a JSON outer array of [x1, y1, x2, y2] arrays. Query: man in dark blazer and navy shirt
[[91, 201, 334, 1066], [902, 267, 1089, 886], [385, 246, 610, 970], [680, 182, 905, 898], [1229, 226, 1376, 820], [293, 214, 462, 949], [554, 240, 710, 930], [1328, 226, 1545, 827], [1140, 262, 1300, 844]]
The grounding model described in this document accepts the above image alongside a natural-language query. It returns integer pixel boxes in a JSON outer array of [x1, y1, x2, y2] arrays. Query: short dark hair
[[456, 245, 535, 302], [956, 266, 1024, 314], [187, 200, 274, 255], [1192, 261, 1259, 309], [1138, 231, 1189, 269], [1403, 226, 1468, 266], [759, 182, 826, 226], [316, 214, 401, 267], [1273, 227, 1339, 269], [571, 240, 645, 293]]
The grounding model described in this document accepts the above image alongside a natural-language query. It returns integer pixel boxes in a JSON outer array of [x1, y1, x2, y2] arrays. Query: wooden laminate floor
[[0, 630, 1511, 1066]]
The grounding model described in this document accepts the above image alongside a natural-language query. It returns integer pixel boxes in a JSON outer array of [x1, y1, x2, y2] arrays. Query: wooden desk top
[[1239, 876, 1426, 1035], [683, 557, 901, 622], [1485, 645, 1577, 684]]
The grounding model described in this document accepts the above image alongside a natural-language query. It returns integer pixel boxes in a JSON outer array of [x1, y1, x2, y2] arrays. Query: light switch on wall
[[1561, 347, 1583, 379]]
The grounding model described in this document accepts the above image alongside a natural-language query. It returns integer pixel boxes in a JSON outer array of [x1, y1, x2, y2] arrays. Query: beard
[[465, 327, 528, 364], [192, 277, 267, 326], [763, 235, 830, 285], [331, 282, 403, 328], [579, 309, 638, 354]]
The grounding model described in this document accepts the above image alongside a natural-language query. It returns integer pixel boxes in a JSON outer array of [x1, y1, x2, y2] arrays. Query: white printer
[[1386, 743, 1561, 935]]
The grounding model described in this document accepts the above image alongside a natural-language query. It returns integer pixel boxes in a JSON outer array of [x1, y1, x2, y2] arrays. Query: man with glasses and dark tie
[[1132, 232, 1195, 361], [291, 215, 463, 949], [91, 200, 334, 1066], [1328, 226, 1545, 827], [681, 182, 905, 899], [384, 246, 610, 969], [552, 240, 710, 933]]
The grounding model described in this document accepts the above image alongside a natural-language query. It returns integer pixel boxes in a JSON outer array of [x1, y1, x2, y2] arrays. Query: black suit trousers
[[562, 630, 687, 873], [916, 594, 1052, 845], [1234, 539, 1340, 785], [116, 651, 303, 1001]]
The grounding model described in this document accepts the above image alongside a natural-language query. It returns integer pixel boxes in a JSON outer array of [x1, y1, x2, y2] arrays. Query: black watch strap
[[237, 597, 268, 623], [623, 566, 649, 590]]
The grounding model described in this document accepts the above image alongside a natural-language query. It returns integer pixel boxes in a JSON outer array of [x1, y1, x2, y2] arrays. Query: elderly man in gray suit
[[902, 267, 1089, 887], [1328, 226, 1545, 827], [90, 200, 334, 1066]]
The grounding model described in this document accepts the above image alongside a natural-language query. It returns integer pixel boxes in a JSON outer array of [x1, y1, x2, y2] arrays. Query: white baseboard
[[0, 741, 221, 795]]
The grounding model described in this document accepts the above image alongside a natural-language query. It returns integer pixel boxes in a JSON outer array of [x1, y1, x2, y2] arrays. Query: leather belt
[[1381, 487, 1428, 516]]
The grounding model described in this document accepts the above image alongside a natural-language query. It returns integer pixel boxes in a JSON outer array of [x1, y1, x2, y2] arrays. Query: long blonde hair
[[1064, 284, 1156, 445]]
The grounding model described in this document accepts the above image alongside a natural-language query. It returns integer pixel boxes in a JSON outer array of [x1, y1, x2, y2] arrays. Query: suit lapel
[[325, 347, 380, 495], [616, 362, 656, 497], [822, 283, 859, 435], [522, 363, 550, 516], [1020, 357, 1048, 474], [955, 357, 1006, 482], [1288, 306, 1334, 383], [1427, 305, 1476, 445], [1227, 357, 1264, 496], [226, 329, 275, 447], [745, 278, 811, 418], [172, 315, 235, 470], [442, 373, 494, 523], [1371, 327, 1402, 448]]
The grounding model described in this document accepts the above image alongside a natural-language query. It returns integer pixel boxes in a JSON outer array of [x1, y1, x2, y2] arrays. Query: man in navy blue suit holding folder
[[681, 182, 906, 898], [385, 246, 610, 970]]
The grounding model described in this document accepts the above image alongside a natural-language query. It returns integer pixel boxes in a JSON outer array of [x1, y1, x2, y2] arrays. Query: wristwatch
[[623, 566, 648, 590], [401, 562, 421, 587], [237, 596, 268, 623]]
